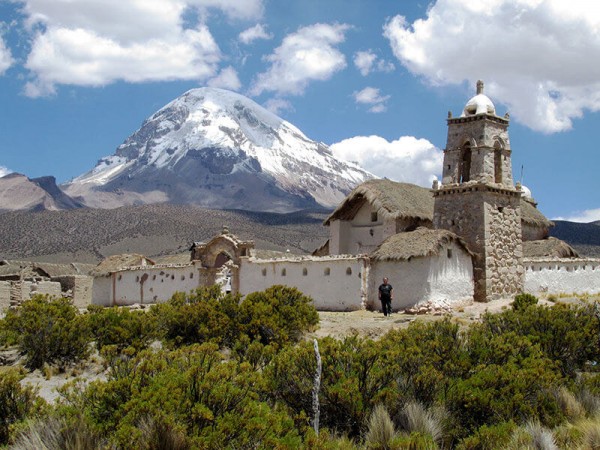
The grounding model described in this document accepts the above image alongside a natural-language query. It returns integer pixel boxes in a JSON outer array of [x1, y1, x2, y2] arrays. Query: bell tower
[[433, 81, 523, 302]]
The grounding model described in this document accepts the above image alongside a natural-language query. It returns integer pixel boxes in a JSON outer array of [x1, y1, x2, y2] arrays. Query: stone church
[[88, 82, 600, 311]]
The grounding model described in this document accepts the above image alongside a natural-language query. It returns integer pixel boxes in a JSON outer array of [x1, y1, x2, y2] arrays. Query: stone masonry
[[434, 81, 523, 302]]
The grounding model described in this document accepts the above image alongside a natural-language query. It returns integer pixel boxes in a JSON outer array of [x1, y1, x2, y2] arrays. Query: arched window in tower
[[460, 143, 471, 183], [494, 141, 503, 184]]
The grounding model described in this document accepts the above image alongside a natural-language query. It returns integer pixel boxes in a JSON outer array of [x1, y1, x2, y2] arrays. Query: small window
[[498, 206, 504, 213], [241, 248, 247, 256], [261, 268, 267, 276], [181, 275, 185, 281], [171, 275, 175, 280], [118, 274, 122, 281], [371, 211, 378, 222], [135, 276, 139, 282], [189, 272, 194, 279], [152, 275, 156, 280], [281, 268, 286, 276], [447, 249, 452, 259], [324, 267, 331, 276], [346, 267, 352, 275], [302, 268, 308, 276]]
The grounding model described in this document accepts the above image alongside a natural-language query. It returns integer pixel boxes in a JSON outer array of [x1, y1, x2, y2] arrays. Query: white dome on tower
[[461, 80, 496, 116]]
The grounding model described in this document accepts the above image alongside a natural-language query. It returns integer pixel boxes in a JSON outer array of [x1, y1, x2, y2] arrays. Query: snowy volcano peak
[[66, 87, 372, 212]]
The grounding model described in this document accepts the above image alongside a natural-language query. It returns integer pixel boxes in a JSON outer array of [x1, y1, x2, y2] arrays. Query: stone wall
[[524, 258, 600, 296], [0, 281, 10, 313], [434, 185, 523, 301]]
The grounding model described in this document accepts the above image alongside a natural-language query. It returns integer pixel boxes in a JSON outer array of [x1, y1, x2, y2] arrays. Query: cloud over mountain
[[330, 135, 442, 187]]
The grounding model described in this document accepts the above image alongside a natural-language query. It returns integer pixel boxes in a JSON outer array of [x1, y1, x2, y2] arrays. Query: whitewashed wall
[[368, 241, 474, 311], [92, 264, 200, 306], [238, 256, 368, 311], [329, 203, 393, 255], [524, 258, 600, 296]]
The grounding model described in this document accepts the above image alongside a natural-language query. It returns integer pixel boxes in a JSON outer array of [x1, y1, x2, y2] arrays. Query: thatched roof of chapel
[[91, 254, 155, 276], [523, 237, 579, 258], [520, 199, 554, 228], [325, 179, 553, 231], [370, 228, 473, 261], [324, 179, 434, 225]]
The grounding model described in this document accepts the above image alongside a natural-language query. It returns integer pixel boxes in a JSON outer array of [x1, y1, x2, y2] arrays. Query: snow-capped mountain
[[64, 87, 372, 212]]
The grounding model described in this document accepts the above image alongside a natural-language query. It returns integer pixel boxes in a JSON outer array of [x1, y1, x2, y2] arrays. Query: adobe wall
[[238, 256, 369, 311], [524, 258, 600, 296], [92, 264, 201, 306], [22, 281, 63, 300], [369, 241, 473, 311], [52, 275, 94, 309]]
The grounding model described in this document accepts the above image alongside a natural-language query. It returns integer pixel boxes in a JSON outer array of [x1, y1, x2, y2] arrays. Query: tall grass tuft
[[137, 416, 190, 450], [364, 404, 396, 449], [506, 420, 558, 450], [554, 386, 585, 422], [11, 416, 105, 450], [398, 401, 446, 445]]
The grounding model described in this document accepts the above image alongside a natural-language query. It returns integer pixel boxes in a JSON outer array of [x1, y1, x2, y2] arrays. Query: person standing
[[378, 277, 393, 316]]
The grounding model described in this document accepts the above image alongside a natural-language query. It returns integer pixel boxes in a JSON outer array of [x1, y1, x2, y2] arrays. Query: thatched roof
[[325, 179, 553, 231], [520, 199, 554, 228], [91, 254, 155, 276], [153, 253, 192, 265], [370, 228, 473, 261], [523, 237, 579, 258], [251, 249, 292, 259], [324, 179, 434, 225]]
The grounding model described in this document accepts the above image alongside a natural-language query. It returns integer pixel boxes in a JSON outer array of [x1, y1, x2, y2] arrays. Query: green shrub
[[479, 302, 599, 377], [512, 293, 538, 311], [456, 421, 516, 450], [2, 296, 91, 369], [150, 286, 232, 347], [0, 368, 45, 445], [61, 344, 301, 448], [86, 305, 157, 353], [239, 285, 319, 347]]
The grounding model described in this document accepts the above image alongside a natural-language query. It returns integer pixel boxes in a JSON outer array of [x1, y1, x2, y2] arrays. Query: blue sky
[[0, 0, 599, 222]]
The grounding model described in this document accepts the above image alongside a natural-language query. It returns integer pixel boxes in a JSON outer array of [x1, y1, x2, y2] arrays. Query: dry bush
[[136, 416, 190, 450]]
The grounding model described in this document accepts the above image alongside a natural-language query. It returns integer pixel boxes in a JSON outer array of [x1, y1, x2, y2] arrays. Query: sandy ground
[[309, 297, 513, 340]]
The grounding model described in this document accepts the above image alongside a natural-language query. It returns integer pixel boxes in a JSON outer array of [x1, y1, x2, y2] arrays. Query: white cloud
[[383, 0, 600, 133], [239, 24, 272, 44], [190, 0, 264, 21], [0, 37, 13, 74], [353, 87, 390, 113], [353, 50, 394, 76], [0, 166, 13, 178], [330, 135, 442, 186], [263, 97, 294, 115], [17, 0, 265, 96], [207, 66, 241, 90], [250, 23, 349, 96], [554, 208, 600, 223]]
